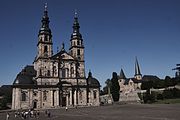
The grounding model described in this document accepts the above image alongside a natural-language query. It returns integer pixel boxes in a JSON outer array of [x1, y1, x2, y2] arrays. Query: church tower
[[34, 4, 54, 84], [69, 11, 85, 78], [134, 57, 142, 80], [36, 4, 53, 60], [69, 11, 84, 61]]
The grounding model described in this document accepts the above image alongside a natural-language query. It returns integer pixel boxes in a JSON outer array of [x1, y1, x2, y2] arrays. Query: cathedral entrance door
[[62, 97, 66, 107], [33, 100, 37, 109]]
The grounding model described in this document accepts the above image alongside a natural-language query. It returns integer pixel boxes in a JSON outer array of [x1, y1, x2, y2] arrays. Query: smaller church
[[12, 5, 100, 110], [118, 58, 142, 102]]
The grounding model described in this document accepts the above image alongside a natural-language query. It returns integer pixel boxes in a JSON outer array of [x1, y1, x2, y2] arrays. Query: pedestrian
[[47, 110, 51, 118], [6, 112, 10, 120], [45, 110, 47, 115], [65, 106, 68, 111], [14, 112, 17, 118], [37, 110, 40, 118]]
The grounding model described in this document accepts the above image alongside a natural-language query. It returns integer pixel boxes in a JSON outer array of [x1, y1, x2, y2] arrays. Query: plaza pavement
[[1, 104, 180, 120]]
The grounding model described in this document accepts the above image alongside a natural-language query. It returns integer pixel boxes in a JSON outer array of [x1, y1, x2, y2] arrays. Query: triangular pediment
[[61, 52, 74, 60], [52, 50, 75, 60]]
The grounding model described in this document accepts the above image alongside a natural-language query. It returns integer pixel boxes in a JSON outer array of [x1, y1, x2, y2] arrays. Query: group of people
[[6, 109, 40, 120], [45, 109, 51, 118], [5, 106, 70, 120]]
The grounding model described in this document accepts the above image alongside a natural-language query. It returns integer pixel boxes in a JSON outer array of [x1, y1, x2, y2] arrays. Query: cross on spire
[[74, 9, 78, 18], [45, 3, 48, 11]]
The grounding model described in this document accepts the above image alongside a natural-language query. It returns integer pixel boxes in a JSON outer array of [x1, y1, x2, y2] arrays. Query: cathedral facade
[[12, 5, 100, 110]]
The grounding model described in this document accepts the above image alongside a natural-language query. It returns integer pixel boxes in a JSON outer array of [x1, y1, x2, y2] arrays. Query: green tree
[[141, 81, 153, 90], [164, 76, 172, 87], [105, 79, 112, 95], [110, 72, 120, 101]]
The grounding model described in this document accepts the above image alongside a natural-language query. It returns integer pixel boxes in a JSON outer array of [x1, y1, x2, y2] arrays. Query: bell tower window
[[44, 35, 48, 41], [77, 40, 80, 45], [44, 46, 48, 53], [77, 49, 80, 56]]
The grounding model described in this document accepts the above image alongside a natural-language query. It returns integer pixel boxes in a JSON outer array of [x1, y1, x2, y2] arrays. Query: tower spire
[[39, 3, 51, 35], [134, 57, 142, 80], [71, 10, 82, 39], [69, 11, 85, 77], [119, 68, 126, 79], [35, 4, 53, 60]]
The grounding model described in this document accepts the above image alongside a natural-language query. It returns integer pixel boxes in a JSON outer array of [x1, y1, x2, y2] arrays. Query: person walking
[[6, 112, 10, 120], [47, 110, 51, 118], [65, 106, 68, 111]]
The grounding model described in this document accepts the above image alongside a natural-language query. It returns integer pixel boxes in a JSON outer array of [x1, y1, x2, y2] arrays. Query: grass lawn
[[154, 98, 180, 104]]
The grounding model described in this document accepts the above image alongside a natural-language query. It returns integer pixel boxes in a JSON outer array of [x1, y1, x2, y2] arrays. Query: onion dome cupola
[[87, 71, 100, 87], [36, 3, 53, 59], [134, 57, 142, 80]]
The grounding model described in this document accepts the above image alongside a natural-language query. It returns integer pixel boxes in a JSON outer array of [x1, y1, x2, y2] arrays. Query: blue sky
[[0, 0, 180, 87]]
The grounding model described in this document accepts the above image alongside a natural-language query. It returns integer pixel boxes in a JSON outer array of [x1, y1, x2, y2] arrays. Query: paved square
[[1, 104, 180, 120]]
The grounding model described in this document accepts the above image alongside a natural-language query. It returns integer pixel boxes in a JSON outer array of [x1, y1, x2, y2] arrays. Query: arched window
[[93, 91, 97, 99], [77, 49, 80, 56], [44, 35, 48, 41], [39, 69, 42, 76], [43, 91, 47, 101], [44, 46, 48, 53], [53, 66, 56, 76], [22, 92, 26, 101], [79, 90, 83, 100], [66, 68, 69, 78], [77, 40, 80, 45], [71, 67, 74, 77], [47, 70, 50, 76], [61, 69, 66, 78]]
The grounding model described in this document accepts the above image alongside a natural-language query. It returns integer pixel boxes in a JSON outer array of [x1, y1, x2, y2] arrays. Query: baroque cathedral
[[12, 5, 100, 110]]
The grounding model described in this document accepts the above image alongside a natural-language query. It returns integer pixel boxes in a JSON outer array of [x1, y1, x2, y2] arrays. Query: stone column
[[29, 89, 33, 108], [16, 88, 21, 109], [69, 90, 72, 106], [50, 90, 53, 107], [56, 90, 59, 106], [74, 90, 76, 106], [66, 93, 68, 106], [39, 90, 42, 108], [12, 88, 15, 109]]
